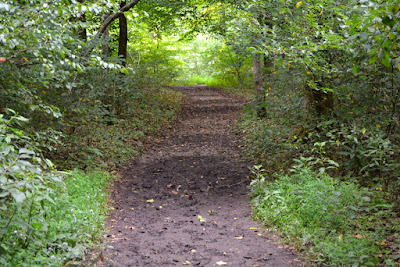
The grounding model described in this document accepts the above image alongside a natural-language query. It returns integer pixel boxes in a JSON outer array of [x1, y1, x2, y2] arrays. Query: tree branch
[[97, 0, 140, 37], [83, 0, 140, 58]]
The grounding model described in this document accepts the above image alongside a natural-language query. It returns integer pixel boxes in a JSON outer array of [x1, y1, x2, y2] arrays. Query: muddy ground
[[99, 85, 301, 266]]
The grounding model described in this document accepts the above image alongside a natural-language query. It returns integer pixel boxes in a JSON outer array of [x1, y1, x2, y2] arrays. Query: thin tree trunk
[[101, 13, 110, 57], [83, 0, 140, 58], [77, 0, 87, 41], [253, 53, 263, 95], [118, 1, 128, 66], [253, 52, 267, 117], [97, 0, 140, 37]]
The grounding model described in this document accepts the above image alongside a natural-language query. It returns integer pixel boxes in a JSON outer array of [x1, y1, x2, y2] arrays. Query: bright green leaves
[[348, 0, 400, 70], [121, 67, 129, 75]]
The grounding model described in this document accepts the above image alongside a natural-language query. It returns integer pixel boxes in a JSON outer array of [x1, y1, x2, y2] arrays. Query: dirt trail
[[101, 85, 300, 266]]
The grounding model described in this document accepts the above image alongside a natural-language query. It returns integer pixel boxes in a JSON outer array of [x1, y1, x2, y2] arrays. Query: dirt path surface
[[101, 85, 301, 266]]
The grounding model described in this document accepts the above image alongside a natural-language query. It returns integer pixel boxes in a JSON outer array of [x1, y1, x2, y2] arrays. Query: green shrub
[[0, 111, 110, 266], [0, 170, 110, 266], [250, 166, 395, 266], [239, 115, 298, 172]]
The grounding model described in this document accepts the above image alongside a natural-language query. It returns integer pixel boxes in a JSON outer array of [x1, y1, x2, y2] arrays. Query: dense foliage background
[[1, 0, 399, 265]]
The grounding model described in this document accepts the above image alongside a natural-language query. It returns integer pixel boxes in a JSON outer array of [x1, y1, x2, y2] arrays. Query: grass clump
[[250, 166, 398, 266]]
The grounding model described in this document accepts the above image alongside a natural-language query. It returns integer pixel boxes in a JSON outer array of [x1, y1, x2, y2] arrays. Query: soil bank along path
[[102, 85, 300, 266]]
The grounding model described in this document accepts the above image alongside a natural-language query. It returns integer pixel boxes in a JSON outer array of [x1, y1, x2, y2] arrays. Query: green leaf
[[19, 148, 35, 155], [120, 67, 129, 75], [198, 215, 206, 222], [15, 115, 29, 122], [368, 56, 378, 64], [351, 65, 359, 75], [31, 222, 43, 229], [0, 244, 7, 256], [0, 191, 10, 198], [382, 56, 390, 68], [10, 188, 26, 203]]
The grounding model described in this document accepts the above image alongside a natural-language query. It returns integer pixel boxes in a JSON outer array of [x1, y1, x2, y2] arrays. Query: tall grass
[[250, 166, 398, 266]]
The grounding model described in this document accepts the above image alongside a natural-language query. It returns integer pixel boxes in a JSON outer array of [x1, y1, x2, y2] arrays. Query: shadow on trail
[[101, 85, 301, 267]]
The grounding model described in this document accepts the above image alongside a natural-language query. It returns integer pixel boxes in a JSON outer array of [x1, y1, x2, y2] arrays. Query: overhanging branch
[[97, 0, 140, 37], [83, 0, 141, 57]]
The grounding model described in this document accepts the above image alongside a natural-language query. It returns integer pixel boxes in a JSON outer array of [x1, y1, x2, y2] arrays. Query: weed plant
[[0, 170, 110, 266], [250, 166, 399, 266], [0, 112, 111, 266]]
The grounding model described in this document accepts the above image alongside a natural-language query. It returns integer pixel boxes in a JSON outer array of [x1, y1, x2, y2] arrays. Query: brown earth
[[99, 85, 302, 266]]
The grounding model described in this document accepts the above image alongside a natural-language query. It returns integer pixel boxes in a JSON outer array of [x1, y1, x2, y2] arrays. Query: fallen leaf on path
[[111, 219, 116, 223], [146, 199, 154, 203], [172, 191, 178, 195], [190, 249, 196, 253], [182, 260, 190, 265], [235, 235, 244, 240], [216, 261, 227, 265], [167, 184, 172, 189], [198, 215, 206, 222], [250, 227, 259, 230], [355, 234, 363, 239]]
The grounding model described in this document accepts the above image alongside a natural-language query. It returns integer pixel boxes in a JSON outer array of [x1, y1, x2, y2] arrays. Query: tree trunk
[[83, 0, 140, 58], [118, 1, 128, 66], [304, 83, 334, 116], [253, 52, 267, 117], [97, 0, 140, 37], [77, 0, 87, 41], [253, 52, 263, 95], [101, 13, 110, 57]]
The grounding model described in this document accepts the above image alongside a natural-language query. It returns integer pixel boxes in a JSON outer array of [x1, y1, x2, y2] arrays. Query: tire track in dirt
[[101, 85, 301, 266]]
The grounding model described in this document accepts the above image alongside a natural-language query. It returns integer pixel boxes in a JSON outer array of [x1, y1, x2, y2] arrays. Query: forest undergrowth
[[232, 68, 400, 266], [0, 85, 183, 266]]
